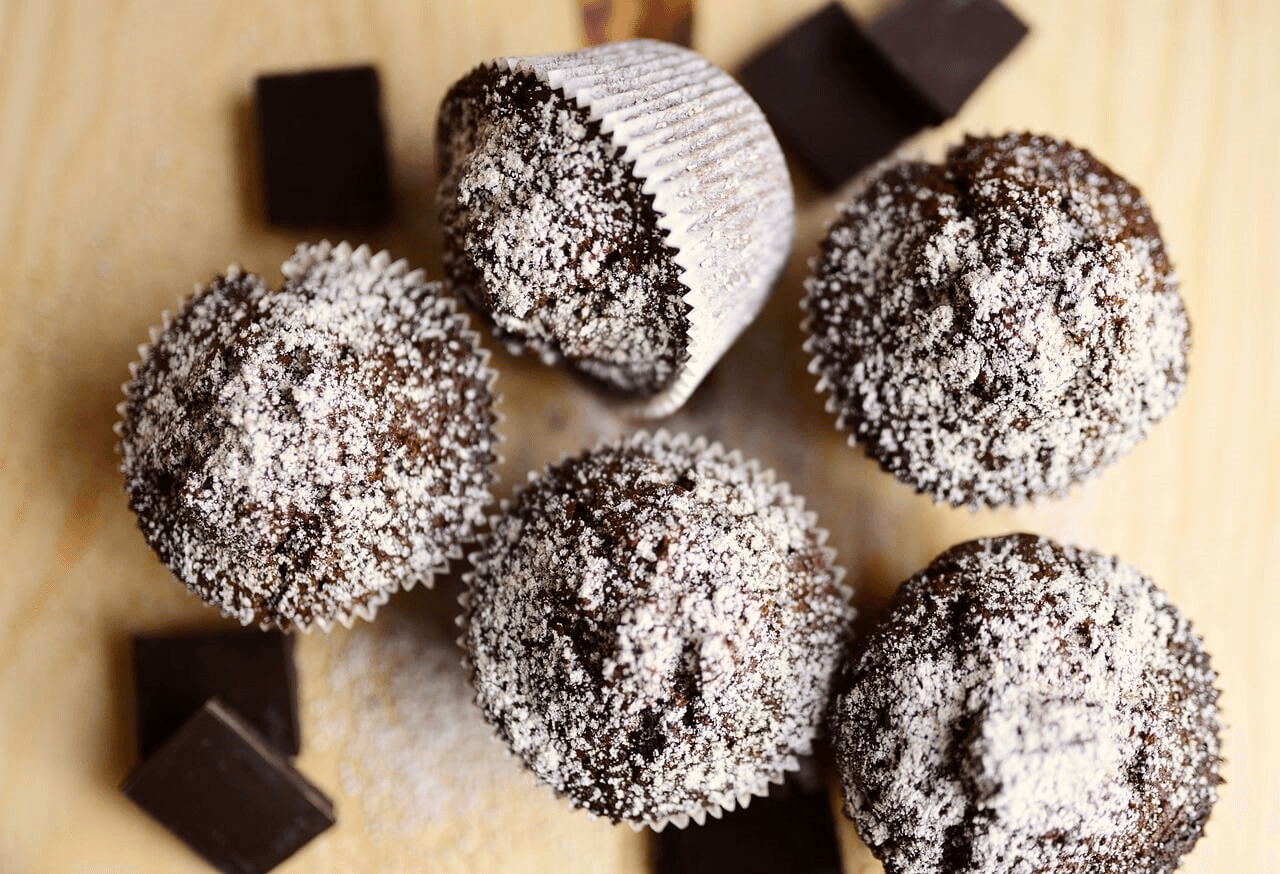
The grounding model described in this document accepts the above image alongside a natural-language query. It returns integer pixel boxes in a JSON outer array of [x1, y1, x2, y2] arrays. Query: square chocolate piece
[[133, 629, 299, 758], [122, 699, 335, 874], [867, 0, 1028, 121], [653, 765, 842, 874], [739, 2, 931, 191], [255, 64, 391, 226]]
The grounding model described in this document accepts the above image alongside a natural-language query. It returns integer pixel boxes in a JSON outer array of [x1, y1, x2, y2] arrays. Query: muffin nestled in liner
[[461, 431, 853, 829], [829, 533, 1222, 874], [117, 242, 500, 631], [437, 39, 794, 417], [803, 133, 1190, 507]]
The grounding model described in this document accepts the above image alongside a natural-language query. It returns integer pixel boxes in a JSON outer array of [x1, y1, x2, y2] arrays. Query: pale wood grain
[[1, 0, 1276, 872]]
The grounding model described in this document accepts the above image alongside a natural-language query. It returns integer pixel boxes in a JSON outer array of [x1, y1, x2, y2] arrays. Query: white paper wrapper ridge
[[491, 39, 795, 418]]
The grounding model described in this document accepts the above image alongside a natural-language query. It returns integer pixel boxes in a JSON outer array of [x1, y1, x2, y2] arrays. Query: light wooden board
[[1, 1, 1276, 872]]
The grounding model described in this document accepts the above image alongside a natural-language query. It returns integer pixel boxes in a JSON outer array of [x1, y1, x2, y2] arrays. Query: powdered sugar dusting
[[310, 603, 531, 837], [464, 432, 853, 827], [439, 68, 689, 397], [119, 242, 499, 629], [831, 534, 1222, 874], [804, 133, 1190, 507]]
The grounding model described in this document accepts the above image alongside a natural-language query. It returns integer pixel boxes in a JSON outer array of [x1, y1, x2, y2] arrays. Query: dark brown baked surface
[[804, 133, 1190, 507], [829, 533, 1221, 874], [437, 65, 690, 398]]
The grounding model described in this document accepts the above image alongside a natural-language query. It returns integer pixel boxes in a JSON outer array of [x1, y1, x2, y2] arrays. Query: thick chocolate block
[[653, 764, 843, 874], [122, 699, 335, 874], [133, 629, 299, 758], [739, 3, 930, 191], [255, 64, 391, 226], [867, 0, 1028, 121]]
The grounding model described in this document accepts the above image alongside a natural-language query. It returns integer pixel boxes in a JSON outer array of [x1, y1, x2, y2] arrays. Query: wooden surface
[[1, 1, 1277, 872]]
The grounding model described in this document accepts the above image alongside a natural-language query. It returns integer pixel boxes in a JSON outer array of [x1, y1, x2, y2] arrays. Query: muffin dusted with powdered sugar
[[462, 432, 853, 829], [118, 242, 499, 630], [438, 39, 793, 418], [830, 533, 1221, 874], [804, 133, 1190, 507]]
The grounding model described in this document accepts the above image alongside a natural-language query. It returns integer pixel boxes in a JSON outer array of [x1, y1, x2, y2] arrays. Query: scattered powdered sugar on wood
[[830, 533, 1222, 874], [463, 432, 854, 828], [804, 133, 1190, 507], [438, 67, 689, 397], [118, 242, 498, 629], [309, 601, 533, 838]]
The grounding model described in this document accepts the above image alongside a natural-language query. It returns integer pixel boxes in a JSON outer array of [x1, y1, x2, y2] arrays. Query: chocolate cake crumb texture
[[830, 533, 1221, 874], [805, 133, 1190, 507], [439, 67, 690, 397], [119, 242, 498, 630], [464, 432, 853, 828]]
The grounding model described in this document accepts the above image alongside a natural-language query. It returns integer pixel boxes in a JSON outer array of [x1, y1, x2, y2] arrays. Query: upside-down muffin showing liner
[[438, 39, 794, 417], [117, 242, 500, 631], [462, 431, 853, 829], [803, 133, 1190, 507], [830, 533, 1221, 874]]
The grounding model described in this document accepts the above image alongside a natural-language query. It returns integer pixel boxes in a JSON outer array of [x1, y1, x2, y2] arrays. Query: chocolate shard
[[122, 699, 335, 874], [738, 2, 931, 191], [255, 64, 391, 227], [867, 0, 1028, 121], [133, 629, 299, 758], [652, 761, 843, 874]]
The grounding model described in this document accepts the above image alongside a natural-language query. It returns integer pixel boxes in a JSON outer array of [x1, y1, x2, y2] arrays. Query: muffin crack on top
[[804, 132, 1191, 507], [118, 242, 499, 630], [463, 432, 853, 829]]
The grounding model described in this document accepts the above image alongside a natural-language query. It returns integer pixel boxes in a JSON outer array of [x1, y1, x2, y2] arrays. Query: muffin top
[[830, 533, 1221, 874], [119, 242, 498, 630], [463, 432, 852, 828], [438, 65, 690, 397], [804, 133, 1190, 507]]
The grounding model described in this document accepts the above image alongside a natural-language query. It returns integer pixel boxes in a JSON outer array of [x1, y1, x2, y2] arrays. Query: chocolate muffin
[[804, 133, 1190, 507], [118, 242, 499, 630], [463, 432, 852, 828], [830, 534, 1221, 874], [438, 40, 793, 417]]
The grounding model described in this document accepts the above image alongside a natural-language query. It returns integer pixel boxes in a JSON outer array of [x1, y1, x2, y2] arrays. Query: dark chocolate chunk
[[738, 3, 930, 191], [133, 629, 299, 758], [653, 762, 843, 874], [867, 0, 1028, 121], [122, 699, 335, 874], [255, 65, 391, 226]]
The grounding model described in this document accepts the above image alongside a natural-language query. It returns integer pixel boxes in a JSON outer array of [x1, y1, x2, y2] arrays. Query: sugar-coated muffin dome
[[829, 533, 1221, 874], [463, 431, 853, 828], [119, 242, 499, 630], [804, 133, 1190, 507]]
